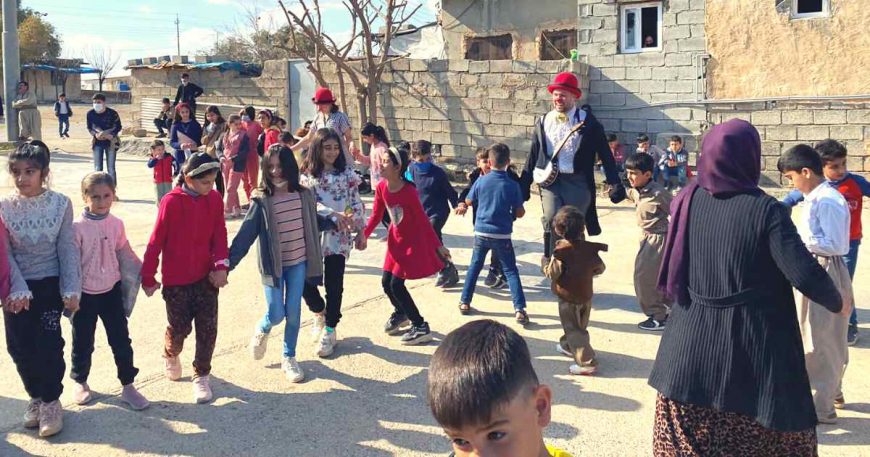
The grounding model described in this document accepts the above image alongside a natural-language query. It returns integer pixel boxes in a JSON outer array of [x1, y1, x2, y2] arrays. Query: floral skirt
[[653, 394, 818, 457]]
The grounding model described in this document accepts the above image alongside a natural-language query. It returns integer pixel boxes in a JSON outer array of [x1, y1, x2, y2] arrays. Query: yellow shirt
[[548, 445, 572, 457]]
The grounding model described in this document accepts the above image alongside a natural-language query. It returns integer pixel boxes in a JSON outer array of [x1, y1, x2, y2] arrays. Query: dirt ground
[[0, 105, 868, 456]]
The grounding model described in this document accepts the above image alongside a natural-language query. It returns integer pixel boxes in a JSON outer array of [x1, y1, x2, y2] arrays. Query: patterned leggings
[[162, 278, 219, 377]]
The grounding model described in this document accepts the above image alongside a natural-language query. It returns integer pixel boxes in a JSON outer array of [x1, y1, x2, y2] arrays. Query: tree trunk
[[98, 71, 104, 92]]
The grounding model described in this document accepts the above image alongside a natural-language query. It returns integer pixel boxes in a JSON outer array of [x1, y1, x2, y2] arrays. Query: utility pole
[[2, 0, 20, 141], [175, 14, 181, 56]]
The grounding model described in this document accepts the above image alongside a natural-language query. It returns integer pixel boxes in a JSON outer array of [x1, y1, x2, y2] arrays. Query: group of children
[[607, 133, 691, 192]]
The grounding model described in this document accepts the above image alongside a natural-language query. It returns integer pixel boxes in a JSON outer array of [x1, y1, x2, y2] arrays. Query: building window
[[791, 0, 829, 18], [465, 34, 513, 60], [620, 2, 662, 54], [540, 29, 577, 60]]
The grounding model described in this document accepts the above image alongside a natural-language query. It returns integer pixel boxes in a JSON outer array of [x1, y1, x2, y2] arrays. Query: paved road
[[0, 122, 868, 455]]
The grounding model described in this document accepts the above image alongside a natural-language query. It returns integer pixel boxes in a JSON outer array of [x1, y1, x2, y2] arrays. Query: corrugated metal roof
[[22, 64, 101, 74]]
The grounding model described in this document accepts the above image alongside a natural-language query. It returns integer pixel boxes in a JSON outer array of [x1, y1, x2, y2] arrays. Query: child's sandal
[[458, 303, 471, 315], [515, 310, 529, 325]]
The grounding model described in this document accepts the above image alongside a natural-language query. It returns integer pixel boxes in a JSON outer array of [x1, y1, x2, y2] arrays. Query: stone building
[[329, 0, 869, 181]]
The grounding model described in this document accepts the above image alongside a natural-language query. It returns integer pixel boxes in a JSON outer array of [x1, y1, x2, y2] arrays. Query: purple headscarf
[[657, 119, 762, 303]]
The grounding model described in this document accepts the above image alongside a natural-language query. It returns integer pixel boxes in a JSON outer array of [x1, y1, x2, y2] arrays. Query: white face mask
[[93, 103, 105, 112], [181, 80, 188, 86]]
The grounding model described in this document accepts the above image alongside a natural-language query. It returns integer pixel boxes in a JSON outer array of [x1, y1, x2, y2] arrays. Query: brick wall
[[709, 101, 870, 185], [321, 59, 581, 165]]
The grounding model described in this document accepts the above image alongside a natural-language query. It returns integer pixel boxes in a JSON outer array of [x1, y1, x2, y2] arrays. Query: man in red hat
[[522, 72, 625, 267], [291, 87, 356, 163]]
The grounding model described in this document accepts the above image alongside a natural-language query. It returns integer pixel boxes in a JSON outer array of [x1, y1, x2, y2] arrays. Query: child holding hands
[[142, 152, 229, 404], [1, 141, 81, 437], [363, 145, 448, 345], [70, 172, 149, 410]]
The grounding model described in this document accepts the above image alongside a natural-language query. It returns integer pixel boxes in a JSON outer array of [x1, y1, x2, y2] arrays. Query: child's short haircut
[[636, 134, 650, 144], [412, 140, 432, 157], [162, 97, 171, 104], [487, 143, 511, 168], [150, 140, 165, 150], [606, 133, 618, 143], [279, 131, 295, 145], [553, 205, 585, 241], [428, 319, 538, 430], [815, 139, 847, 163], [624, 151, 655, 174], [777, 144, 823, 176], [81, 171, 116, 199], [92, 93, 106, 102], [59, 93, 66, 98], [227, 114, 241, 123], [475, 147, 488, 161], [669, 135, 683, 144]]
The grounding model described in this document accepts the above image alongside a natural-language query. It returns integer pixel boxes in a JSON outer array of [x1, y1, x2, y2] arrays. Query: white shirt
[[543, 107, 586, 174], [798, 182, 850, 257], [58, 102, 69, 115]]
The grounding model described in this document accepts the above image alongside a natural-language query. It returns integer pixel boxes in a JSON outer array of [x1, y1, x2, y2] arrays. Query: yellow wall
[[706, 0, 870, 98]]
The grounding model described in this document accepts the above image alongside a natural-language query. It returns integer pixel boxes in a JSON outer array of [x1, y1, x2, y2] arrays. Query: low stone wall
[[708, 100, 870, 185], [81, 90, 131, 104]]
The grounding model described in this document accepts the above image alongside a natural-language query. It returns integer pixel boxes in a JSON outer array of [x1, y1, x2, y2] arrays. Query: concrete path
[[0, 115, 868, 456]]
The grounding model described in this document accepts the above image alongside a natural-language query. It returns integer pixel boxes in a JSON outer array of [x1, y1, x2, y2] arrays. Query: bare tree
[[85, 47, 120, 92], [277, 0, 422, 129]]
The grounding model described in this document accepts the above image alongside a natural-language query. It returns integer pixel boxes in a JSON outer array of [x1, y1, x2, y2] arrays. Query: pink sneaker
[[38, 400, 63, 438], [164, 356, 182, 381], [121, 384, 150, 410], [23, 398, 41, 428], [193, 375, 213, 404], [73, 382, 93, 405]]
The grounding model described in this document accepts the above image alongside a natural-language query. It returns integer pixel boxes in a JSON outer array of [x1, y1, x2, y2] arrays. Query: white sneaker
[[316, 329, 337, 358], [192, 376, 213, 404], [282, 356, 305, 383], [249, 330, 268, 360], [311, 313, 326, 342], [23, 398, 41, 428]]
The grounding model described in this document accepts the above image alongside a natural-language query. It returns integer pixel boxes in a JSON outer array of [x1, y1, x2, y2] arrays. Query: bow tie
[[555, 113, 568, 124]]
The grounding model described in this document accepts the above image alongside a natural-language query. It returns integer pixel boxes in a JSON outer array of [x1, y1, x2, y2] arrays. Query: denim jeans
[[57, 114, 69, 136], [260, 262, 307, 357], [460, 236, 526, 310], [845, 239, 860, 326], [93, 143, 116, 181], [661, 165, 687, 187]]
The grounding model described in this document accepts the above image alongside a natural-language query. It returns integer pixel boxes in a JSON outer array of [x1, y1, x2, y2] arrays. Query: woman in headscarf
[[649, 119, 846, 456]]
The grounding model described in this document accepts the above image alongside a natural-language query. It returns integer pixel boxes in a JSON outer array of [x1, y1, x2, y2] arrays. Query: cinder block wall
[[709, 101, 870, 184], [321, 59, 581, 166], [576, 0, 708, 154], [128, 61, 288, 117]]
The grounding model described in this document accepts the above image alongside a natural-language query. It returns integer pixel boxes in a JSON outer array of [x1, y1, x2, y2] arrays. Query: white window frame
[[619, 2, 663, 54], [791, 0, 830, 19]]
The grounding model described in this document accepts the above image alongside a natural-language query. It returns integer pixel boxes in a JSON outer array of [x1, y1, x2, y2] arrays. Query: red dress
[[364, 180, 444, 280]]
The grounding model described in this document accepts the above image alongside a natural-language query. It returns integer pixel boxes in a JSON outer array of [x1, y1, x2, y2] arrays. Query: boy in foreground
[[428, 319, 572, 457]]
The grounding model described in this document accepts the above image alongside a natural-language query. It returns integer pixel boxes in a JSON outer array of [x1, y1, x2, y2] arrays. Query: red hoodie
[[142, 186, 228, 288]]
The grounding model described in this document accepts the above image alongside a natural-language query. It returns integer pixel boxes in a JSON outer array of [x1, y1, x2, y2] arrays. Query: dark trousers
[[154, 118, 172, 135], [70, 283, 139, 385], [162, 278, 219, 377], [382, 271, 425, 327], [303, 254, 346, 328], [429, 215, 447, 244], [4, 277, 65, 402], [57, 114, 70, 136]]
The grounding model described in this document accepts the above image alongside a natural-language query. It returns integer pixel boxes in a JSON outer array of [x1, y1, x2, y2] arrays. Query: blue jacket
[[406, 161, 458, 220]]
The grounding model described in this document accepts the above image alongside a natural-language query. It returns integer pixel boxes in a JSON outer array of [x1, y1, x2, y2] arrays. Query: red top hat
[[312, 87, 336, 105], [548, 72, 582, 98]]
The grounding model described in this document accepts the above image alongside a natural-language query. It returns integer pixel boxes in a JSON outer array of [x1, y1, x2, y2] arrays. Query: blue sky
[[22, 0, 439, 77]]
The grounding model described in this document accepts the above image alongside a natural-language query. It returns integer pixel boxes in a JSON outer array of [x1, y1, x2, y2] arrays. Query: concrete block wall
[[576, 0, 707, 153], [129, 60, 288, 117], [321, 59, 580, 165], [709, 101, 870, 185]]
